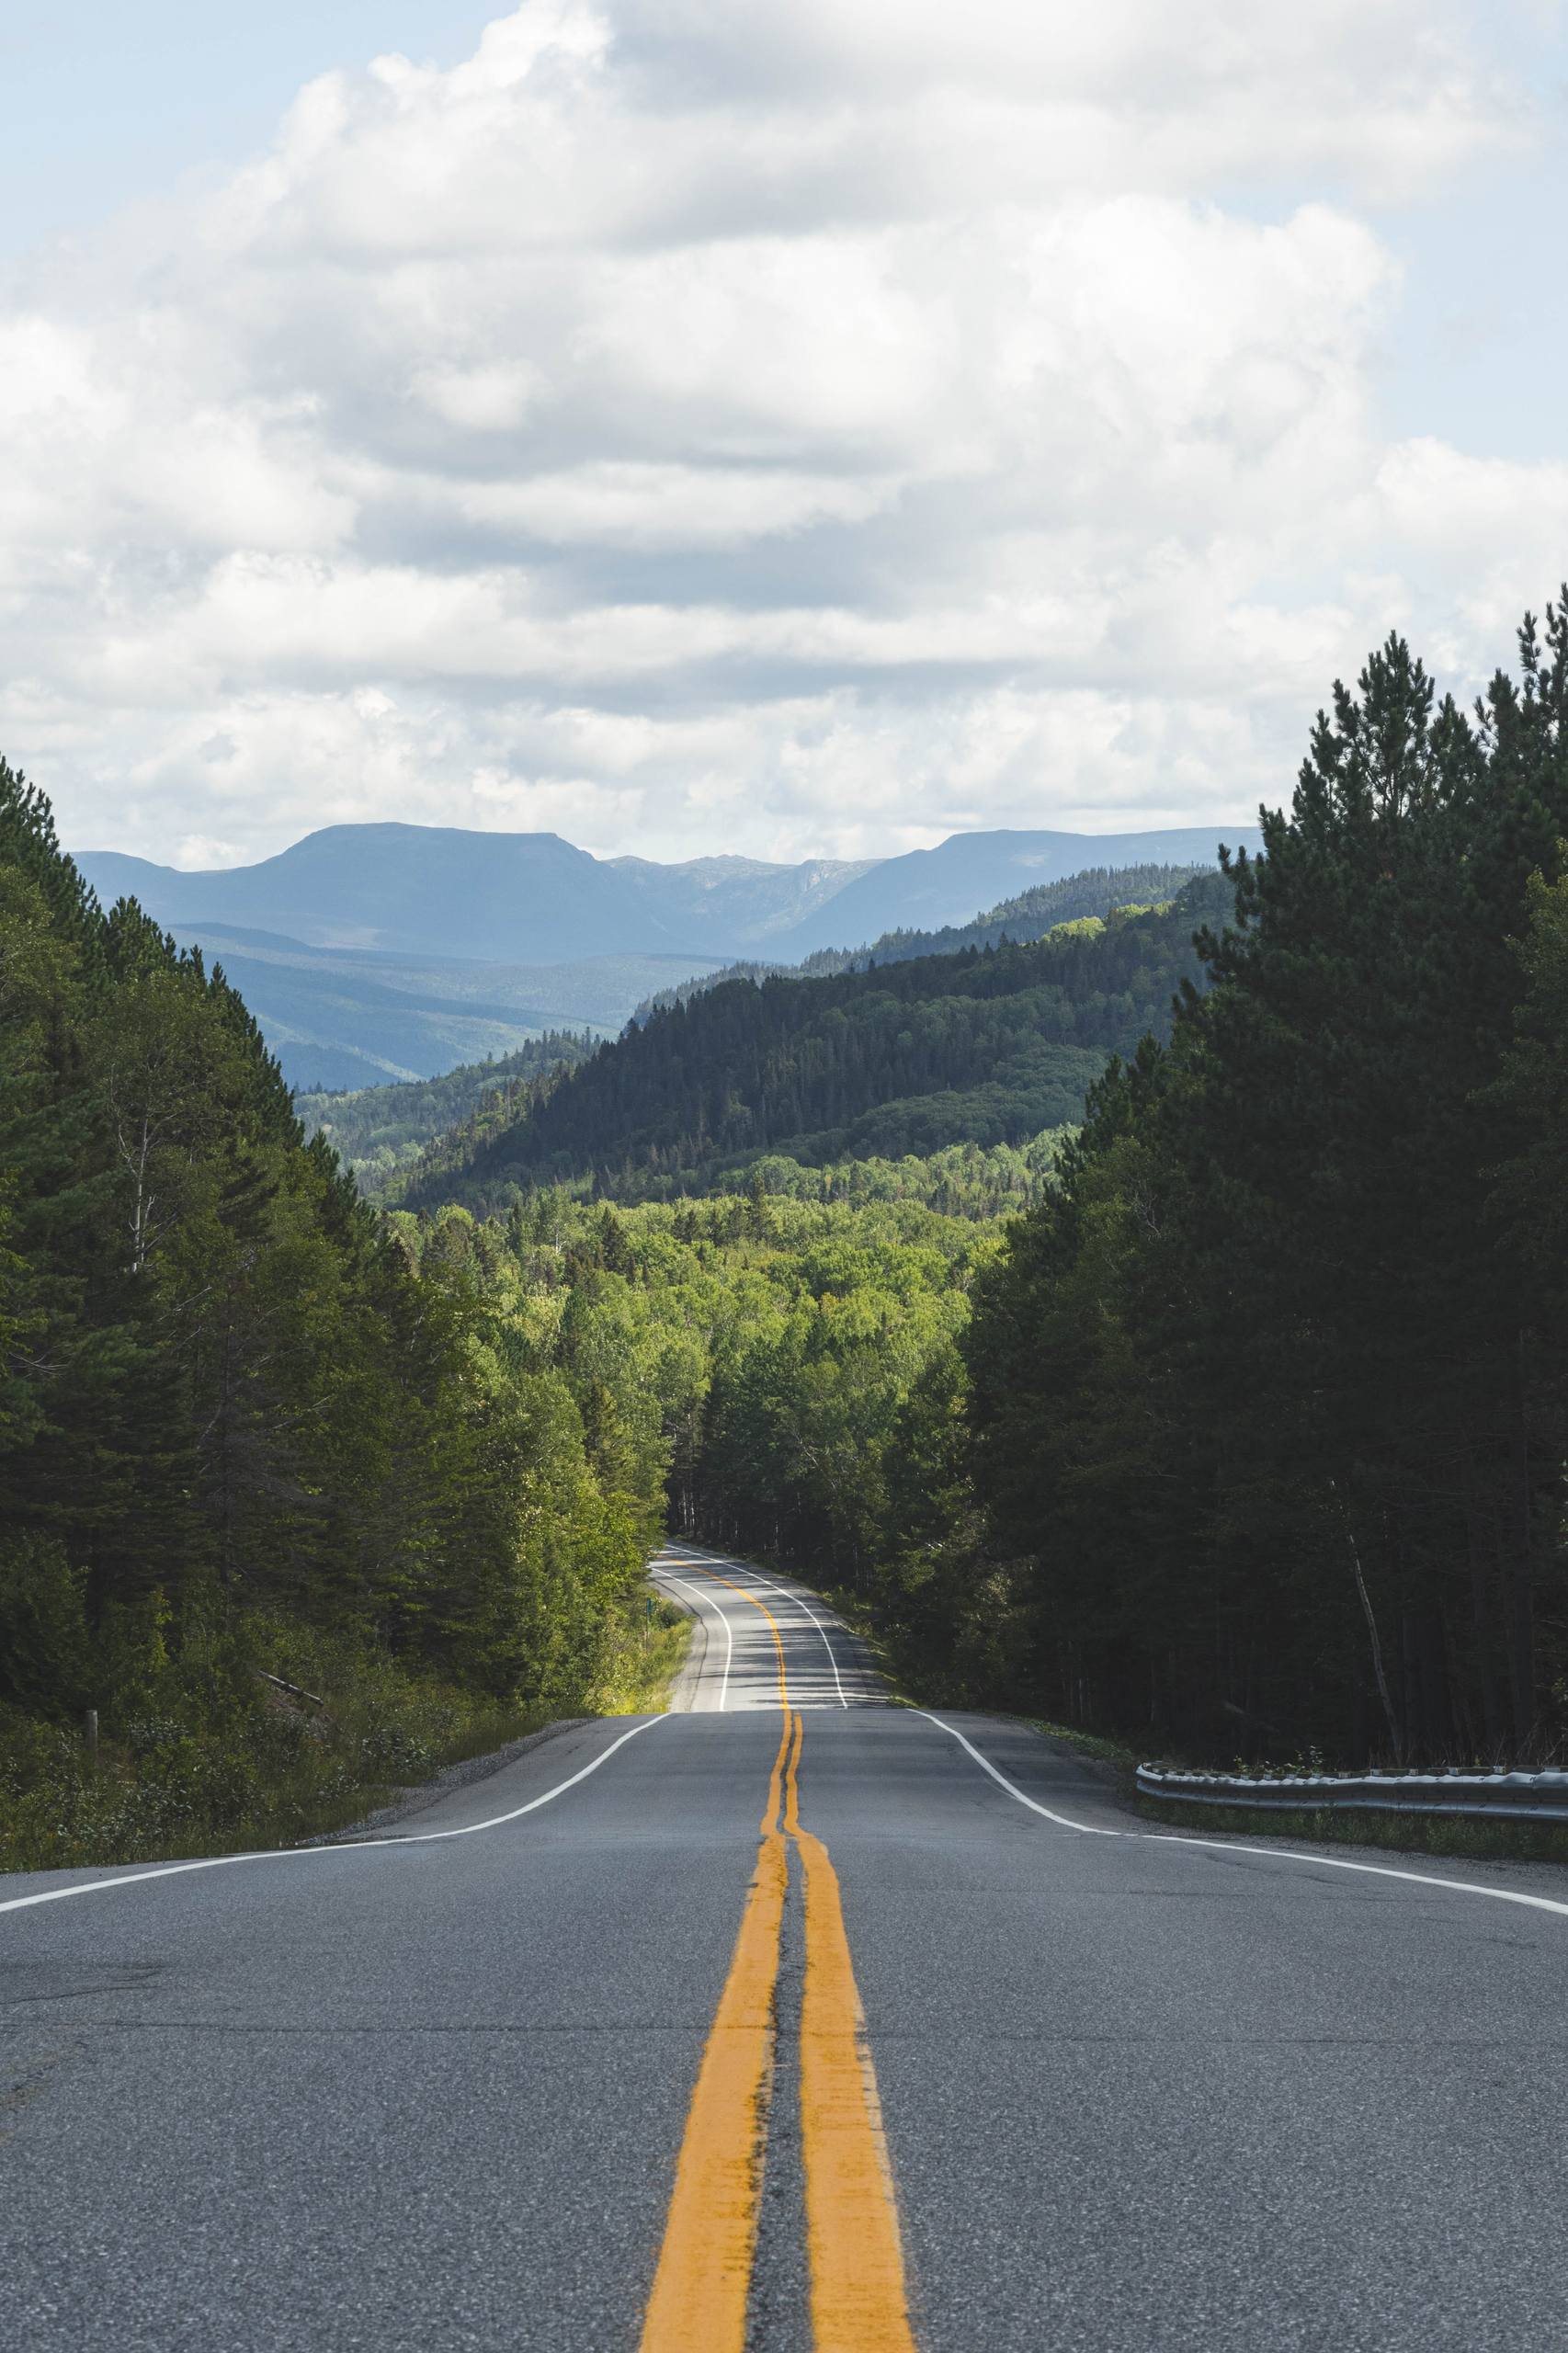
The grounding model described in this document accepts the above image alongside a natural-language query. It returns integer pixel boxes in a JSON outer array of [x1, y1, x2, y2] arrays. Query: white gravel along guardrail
[[1136, 1764, 1568, 1824]]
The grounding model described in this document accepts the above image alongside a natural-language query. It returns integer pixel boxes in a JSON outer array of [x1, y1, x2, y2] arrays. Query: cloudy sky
[[4, 0, 1566, 869]]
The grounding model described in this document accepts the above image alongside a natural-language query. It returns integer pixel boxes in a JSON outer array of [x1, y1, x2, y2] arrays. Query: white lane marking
[[916, 1711, 1124, 1836], [919, 1712, 1568, 1923], [742, 1571, 848, 1707], [687, 1552, 849, 1709], [0, 1715, 665, 1918], [655, 1566, 733, 1712], [1143, 1833, 1568, 1920]]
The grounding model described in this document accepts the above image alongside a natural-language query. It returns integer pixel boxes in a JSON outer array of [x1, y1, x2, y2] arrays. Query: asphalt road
[[4, 1541, 1567, 2351]]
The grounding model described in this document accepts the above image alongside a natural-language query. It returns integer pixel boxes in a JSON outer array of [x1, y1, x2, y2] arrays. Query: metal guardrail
[[1135, 1764, 1568, 1824]]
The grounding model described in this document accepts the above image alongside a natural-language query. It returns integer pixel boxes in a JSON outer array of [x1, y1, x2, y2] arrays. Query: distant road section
[[653, 1544, 876, 1711], [4, 1545, 1567, 2349]]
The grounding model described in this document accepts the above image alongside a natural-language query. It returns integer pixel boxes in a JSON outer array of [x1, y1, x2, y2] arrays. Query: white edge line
[[699, 1554, 849, 1709], [915, 1711, 1124, 1836], [654, 1563, 733, 1713], [919, 1711, 1568, 1920], [651, 1563, 709, 1710], [0, 1715, 665, 1918], [742, 1569, 849, 1708], [1142, 1831, 1568, 1919]]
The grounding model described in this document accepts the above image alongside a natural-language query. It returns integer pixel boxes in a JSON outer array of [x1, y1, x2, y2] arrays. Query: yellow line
[[641, 1586, 915, 2353], [786, 1715, 918, 2353], [699, 1564, 791, 1710], [638, 1712, 793, 2353]]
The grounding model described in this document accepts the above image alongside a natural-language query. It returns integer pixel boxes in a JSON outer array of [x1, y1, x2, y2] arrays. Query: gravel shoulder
[[305, 1715, 597, 1842]]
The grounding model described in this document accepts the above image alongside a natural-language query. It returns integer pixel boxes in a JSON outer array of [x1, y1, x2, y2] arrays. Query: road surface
[[4, 1541, 1567, 2350]]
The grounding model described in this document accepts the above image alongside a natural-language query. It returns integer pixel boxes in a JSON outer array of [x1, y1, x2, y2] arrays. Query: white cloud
[[458, 461, 895, 547], [413, 360, 542, 431], [0, 0, 1558, 867]]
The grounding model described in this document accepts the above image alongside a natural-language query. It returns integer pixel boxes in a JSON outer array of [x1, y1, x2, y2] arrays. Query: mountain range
[[74, 827, 867, 964], [72, 819, 1262, 1088]]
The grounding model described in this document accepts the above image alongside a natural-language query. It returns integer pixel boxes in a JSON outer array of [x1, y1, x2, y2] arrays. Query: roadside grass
[[1027, 1720, 1141, 1783], [809, 1582, 916, 1703], [0, 1654, 542, 1876], [0, 1575, 691, 1876], [1132, 1792, 1568, 1868], [973, 1719, 1568, 1867], [590, 1591, 692, 1715]]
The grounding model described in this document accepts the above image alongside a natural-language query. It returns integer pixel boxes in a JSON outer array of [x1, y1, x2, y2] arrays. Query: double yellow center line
[[640, 1575, 916, 2353]]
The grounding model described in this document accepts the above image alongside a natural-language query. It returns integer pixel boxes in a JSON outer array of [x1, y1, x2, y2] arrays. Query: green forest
[[395, 873, 1232, 1209], [0, 765, 671, 1868], [631, 858, 1210, 1017], [5, 596, 1568, 1873], [964, 614, 1568, 1767], [297, 1031, 594, 1190]]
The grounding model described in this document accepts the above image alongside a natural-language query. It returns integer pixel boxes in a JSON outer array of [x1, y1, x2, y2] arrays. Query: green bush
[[0, 1536, 92, 1716]]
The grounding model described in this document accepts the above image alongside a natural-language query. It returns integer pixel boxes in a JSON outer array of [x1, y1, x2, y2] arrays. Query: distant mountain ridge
[[770, 826, 1261, 956], [292, 864, 1214, 1182], [607, 851, 880, 945], [78, 827, 665, 963], [71, 819, 1263, 1091], [73, 819, 1261, 967]]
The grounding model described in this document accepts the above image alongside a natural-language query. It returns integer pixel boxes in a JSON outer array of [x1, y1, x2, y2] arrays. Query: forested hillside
[[963, 610, 1568, 1766], [298, 1033, 594, 1188], [398, 874, 1232, 1209], [383, 1195, 983, 1599], [286, 862, 1197, 1199], [632, 858, 1208, 1017], [0, 764, 678, 1867], [848, 860, 1208, 966], [769, 824, 1260, 955]]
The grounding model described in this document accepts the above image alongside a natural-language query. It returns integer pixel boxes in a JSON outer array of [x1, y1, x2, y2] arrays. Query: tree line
[[388, 1186, 994, 1677], [631, 860, 1210, 1018], [0, 765, 660, 1862], [961, 611, 1568, 1764], [397, 874, 1233, 1211]]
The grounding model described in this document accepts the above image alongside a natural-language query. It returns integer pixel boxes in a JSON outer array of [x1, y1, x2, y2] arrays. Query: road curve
[[653, 1542, 881, 1711], [4, 1543, 1568, 2350]]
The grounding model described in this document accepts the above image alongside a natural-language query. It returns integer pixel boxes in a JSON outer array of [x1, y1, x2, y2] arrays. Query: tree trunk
[[1332, 1480, 1403, 1763], [1505, 1334, 1536, 1756]]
